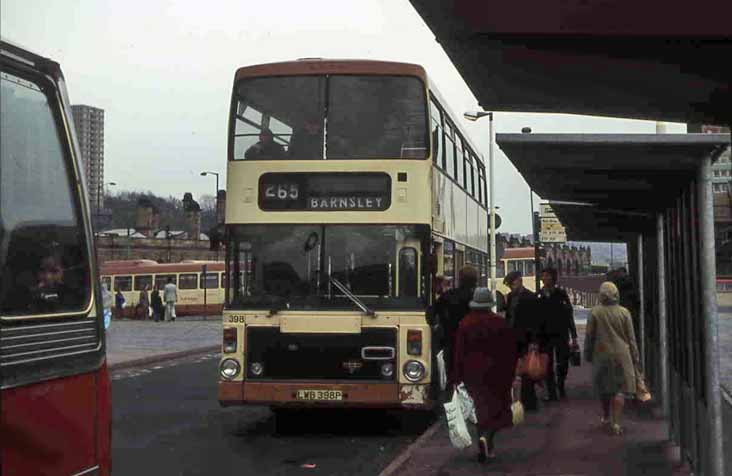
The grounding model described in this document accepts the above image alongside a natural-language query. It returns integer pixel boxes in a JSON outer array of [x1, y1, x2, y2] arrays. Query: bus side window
[[114, 276, 132, 292], [179, 273, 198, 290], [399, 247, 418, 297]]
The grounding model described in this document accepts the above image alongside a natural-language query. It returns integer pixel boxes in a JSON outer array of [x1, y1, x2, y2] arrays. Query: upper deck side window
[[231, 75, 428, 161], [0, 70, 92, 317]]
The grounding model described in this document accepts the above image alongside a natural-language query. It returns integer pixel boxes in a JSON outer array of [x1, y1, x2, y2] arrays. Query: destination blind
[[258, 172, 391, 211]]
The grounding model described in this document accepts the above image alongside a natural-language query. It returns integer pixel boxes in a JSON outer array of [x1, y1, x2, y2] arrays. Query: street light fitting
[[463, 111, 493, 122]]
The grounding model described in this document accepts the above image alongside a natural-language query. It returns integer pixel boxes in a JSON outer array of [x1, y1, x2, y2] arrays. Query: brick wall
[[95, 235, 220, 265]]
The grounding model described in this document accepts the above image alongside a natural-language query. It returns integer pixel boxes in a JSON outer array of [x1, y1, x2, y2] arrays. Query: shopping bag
[[511, 388, 525, 426], [456, 383, 478, 424], [436, 350, 447, 391], [519, 346, 549, 381], [635, 371, 652, 402], [443, 389, 472, 449]]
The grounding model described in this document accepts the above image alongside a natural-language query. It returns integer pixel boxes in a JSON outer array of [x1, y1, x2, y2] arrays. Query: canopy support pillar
[[698, 156, 724, 476]]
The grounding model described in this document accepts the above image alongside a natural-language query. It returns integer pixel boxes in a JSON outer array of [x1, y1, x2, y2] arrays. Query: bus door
[[1, 42, 109, 476]]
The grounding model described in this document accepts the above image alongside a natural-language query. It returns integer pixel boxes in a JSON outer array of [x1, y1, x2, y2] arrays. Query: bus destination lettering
[[259, 172, 391, 211], [309, 196, 383, 210]]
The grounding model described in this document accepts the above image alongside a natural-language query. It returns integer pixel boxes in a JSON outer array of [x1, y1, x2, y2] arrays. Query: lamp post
[[200, 171, 220, 197], [200, 171, 221, 261], [464, 110, 496, 310]]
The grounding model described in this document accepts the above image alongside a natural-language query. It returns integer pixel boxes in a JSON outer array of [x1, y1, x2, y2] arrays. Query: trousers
[[545, 337, 570, 398], [164, 302, 176, 321]]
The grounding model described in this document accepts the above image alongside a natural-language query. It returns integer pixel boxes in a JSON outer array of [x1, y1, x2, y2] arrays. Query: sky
[[1, 0, 686, 234]]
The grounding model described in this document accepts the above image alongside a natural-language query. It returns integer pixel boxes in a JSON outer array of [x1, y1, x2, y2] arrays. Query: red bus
[[1, 40, 111, 475]]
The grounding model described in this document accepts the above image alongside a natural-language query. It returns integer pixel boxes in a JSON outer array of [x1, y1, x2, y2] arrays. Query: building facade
[[71, 104, 105, 212]]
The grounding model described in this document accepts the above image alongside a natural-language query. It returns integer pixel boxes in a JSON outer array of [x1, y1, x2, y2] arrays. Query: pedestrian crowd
[[110, 278, 178, 323], [434, 265, 648, 463]]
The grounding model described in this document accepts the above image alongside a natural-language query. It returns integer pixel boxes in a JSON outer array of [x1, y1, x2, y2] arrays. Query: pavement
[[388, 335, 691, 476], [111, 354, 434, 476], [106, 316, 220, 368]]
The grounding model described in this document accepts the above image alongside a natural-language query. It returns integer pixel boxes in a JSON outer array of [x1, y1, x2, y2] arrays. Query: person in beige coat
[[584, 281, 641, 435]]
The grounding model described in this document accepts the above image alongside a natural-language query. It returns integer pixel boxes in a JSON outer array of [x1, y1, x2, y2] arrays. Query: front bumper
[[218, 381, 432, 409]]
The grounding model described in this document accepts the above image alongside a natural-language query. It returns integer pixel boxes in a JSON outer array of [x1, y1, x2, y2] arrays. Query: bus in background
[[218, 59, 488, 412], [0, 40, 110, 475], [100, 259, 226, 317]]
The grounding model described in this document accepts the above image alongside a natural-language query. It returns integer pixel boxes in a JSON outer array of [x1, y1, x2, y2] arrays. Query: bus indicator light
[[223, 328, 237, 353], [407, 330, 422, 355]]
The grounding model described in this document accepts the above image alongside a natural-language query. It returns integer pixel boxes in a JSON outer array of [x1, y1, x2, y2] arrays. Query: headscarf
[[599, 281, 620, 305]]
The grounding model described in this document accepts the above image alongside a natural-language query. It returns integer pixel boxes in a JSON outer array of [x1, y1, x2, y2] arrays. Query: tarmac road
[[111, 354, 434, 476]]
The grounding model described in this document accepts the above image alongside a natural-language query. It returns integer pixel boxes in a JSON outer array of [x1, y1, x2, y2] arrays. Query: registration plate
[[296, 389, 343, 401]]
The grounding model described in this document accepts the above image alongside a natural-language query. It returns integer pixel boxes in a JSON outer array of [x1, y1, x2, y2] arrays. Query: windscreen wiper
[[328, 276, 375, 317], [268, 299, 289, 316]]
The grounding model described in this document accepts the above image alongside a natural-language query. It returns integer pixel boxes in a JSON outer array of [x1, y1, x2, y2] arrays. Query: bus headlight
[[403, 360, 425, 382], [380, 362, 395, 378], [220, 359, 240, 380], [249, 362, 264, 377]]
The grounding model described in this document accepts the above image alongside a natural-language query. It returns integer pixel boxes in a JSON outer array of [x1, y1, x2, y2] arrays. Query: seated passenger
[[245, 128, 286, 160], [289, 119, 323, 159]]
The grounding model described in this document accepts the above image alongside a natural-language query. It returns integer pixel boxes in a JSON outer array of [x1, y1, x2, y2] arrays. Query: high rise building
[[71, 104, 105, 212]]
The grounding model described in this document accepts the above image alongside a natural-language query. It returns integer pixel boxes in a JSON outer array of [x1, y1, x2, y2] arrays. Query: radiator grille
[[1, 317, 101, 366]]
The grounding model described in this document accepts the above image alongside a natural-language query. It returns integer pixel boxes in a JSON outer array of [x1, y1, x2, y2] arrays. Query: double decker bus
[[1, 40, 110, 475], [218, 59, 488, 411]]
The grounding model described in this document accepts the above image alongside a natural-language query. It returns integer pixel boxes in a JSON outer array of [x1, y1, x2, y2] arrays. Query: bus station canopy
[[408, 1, 732, 126], [496, 133, 730, 242]]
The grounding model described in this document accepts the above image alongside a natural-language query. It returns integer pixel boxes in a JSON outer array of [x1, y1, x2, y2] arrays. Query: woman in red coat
[[453, 287, 520, 462]]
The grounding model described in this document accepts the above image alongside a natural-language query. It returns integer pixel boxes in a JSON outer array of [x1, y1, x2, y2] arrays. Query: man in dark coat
[[612, 267, 641, 347], [436, 266, 478, 387], [538, 267, 578, 401], [245, 128, 286, 160], [503, 270, 542, 411]]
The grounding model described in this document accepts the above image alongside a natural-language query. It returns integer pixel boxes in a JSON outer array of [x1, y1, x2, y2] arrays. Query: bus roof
[[101, 260, 225, 275], [235, 58, 427, 82]]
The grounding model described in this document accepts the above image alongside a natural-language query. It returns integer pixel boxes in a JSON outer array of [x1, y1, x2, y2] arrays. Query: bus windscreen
[[232, 75, 427, 161], [226, 224, 429, 311]]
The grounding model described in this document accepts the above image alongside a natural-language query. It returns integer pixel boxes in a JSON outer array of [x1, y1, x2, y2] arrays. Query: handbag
[[444, 388, 472, 449], [511, 388, 525, 425], [635, 371, 652, 402]]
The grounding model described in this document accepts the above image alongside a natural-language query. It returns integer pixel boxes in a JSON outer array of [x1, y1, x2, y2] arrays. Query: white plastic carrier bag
[[456, 383, 478, 425], [443, 389, 472, 449], [436, 350, 447, 391]]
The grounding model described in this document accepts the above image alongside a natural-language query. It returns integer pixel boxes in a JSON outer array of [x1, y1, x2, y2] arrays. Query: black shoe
[[543, 395, 559, 402], [559, 388, 567, 399]]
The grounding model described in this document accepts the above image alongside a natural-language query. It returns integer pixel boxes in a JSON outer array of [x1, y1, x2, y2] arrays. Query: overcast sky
[[2, 0, 686, 234]]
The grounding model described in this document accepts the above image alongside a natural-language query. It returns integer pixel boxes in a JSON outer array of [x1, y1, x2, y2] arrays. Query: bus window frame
[[200, 272, 219, 290], [228, 74, 430, 162], [0, 65, 96, 322]]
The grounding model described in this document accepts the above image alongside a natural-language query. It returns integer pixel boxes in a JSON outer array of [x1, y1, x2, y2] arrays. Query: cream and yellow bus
[[101, 260, 225, 317], [218, 59, 489, 411]]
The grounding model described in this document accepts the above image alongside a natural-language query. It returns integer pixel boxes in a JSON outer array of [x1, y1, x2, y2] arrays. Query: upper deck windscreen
[[231, 75, 428, 161]]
